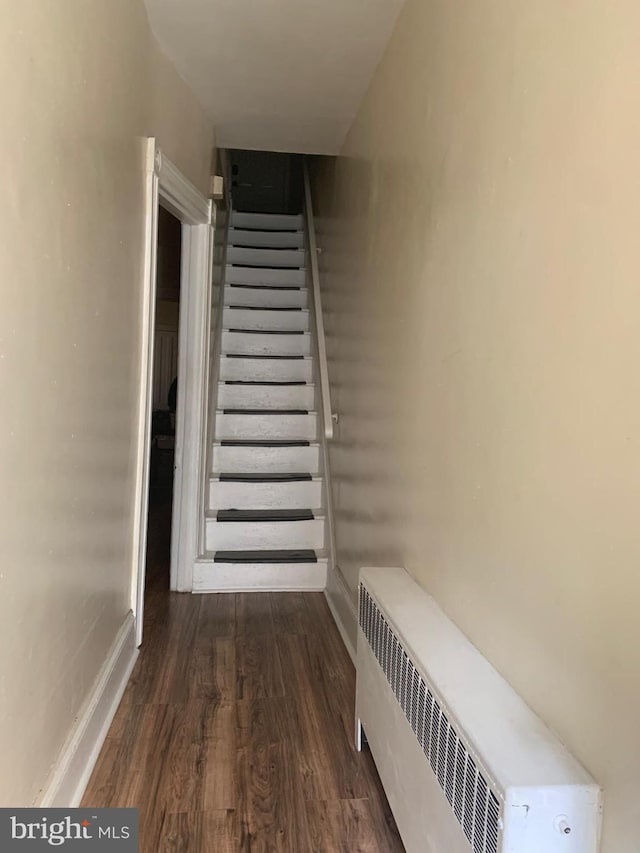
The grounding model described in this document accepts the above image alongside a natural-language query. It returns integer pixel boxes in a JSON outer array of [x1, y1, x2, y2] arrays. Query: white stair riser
[[223, 307, 309, 332], [222, 330, 311, 356], [218, 383, 315, 410], [206, 517, 325, 551], [212, 443, 320, 474], [208, 479, 323, 510], [229, 228, 304, 248], [226, 265, 305, 286], [225, 285, 308, 308], [215, 412, 317, 440], [227, 246, 304, 268], [231, 212, 303, 230], [193, 560, 328, 592], [219, 356, 313, 383]]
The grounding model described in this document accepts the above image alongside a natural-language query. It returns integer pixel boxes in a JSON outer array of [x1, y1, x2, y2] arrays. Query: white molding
[[199, 203, 230, 558], [131, 138, 160, 646], [170, 220, 213, 591], [155, 149, 211, 226], [38, 613, 138, 808], [132, 138, 213, 635]]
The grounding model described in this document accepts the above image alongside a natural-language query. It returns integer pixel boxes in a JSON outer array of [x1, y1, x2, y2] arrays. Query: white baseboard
[[324, 564, 357, 665], [38, 612, 138, 807]]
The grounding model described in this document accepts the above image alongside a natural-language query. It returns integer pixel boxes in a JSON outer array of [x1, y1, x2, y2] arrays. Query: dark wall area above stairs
[[229, 150, 303, 214]]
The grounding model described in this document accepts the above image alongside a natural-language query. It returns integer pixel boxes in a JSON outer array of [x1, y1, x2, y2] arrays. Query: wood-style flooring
[[82, 495, 404, 852]]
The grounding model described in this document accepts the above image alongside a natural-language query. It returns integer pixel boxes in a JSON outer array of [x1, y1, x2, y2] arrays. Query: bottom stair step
[[216, 508, 313, 522], [219, 473, 312, 482], [214, 549, 318, 564], [193, 555, 328, 592], [220, 439, 309, 447]]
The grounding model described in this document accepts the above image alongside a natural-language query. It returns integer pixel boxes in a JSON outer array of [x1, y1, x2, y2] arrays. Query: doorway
[[146, 206, 182, 595], [132, 139, 213, 647]]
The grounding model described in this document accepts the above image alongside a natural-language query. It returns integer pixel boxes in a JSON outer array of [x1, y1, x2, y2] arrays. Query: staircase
[[193, 210, 329, 592]]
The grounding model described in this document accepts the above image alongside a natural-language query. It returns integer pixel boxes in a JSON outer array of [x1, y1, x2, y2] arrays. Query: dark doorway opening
[[146, 205, 182, 594], [230, 149, 303, 214]]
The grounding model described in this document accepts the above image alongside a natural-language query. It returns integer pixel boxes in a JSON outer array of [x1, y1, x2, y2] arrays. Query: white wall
[[0, 0, 214, 805], [311, 1, 640, 850], [144, 0, 407, 154]]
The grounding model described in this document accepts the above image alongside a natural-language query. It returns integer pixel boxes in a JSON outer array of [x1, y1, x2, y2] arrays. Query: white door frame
[[131, 138, 213, 646]]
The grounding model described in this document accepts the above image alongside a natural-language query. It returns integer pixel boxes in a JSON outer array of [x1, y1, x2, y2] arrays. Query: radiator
[[355, 567, 602, 853]]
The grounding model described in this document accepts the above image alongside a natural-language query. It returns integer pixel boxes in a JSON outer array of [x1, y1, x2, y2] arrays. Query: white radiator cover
[[355, 567, 602, 853]]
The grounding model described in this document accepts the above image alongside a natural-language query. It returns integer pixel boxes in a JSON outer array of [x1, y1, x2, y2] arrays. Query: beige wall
[[311, 1, 640, 850], [0, 0, 214, 804]]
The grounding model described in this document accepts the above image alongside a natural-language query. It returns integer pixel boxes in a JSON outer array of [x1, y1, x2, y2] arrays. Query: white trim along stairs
[[193, 210, 329, 592]]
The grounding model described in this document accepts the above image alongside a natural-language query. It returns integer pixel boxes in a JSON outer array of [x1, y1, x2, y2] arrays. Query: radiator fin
[[359, 584, 501, 853]]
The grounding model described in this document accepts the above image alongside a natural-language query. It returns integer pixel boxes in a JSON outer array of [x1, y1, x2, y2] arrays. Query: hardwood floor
[[82, 497, 404, 852]]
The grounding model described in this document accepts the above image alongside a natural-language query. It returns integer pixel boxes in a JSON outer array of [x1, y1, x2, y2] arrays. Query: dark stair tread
[[217, 509, 314, 522], [220, 439, 310, 447], [228, 305, 303, 311], [227, 328, 305, 335], [231, 245, 303, 251], [229, 264, 303, 270], [228, 283, 302, 291], [225, 354, 305, 360], [218, 473, 312, 482], [224, 380, 307, 386], [214, 549, 318, 564], [222, 408, 309, 415], [231, 226, 300, 233]]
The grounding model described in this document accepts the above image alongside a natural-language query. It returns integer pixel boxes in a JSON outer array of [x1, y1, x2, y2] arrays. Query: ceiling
[[144, 0, 406, 154]]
